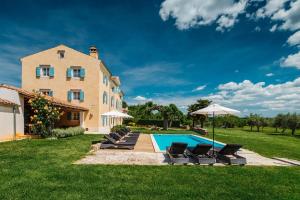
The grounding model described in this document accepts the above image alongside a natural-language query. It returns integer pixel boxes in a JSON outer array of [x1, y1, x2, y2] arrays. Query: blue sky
[[0, 0, 300, 116]]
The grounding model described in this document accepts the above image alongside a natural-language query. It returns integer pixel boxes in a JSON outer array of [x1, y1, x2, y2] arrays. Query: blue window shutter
[[80, 68, 85, 78], [49, 90, 53, 97], [49, 67, 54, 77], [67, 112, 72, 120], [67, 68, 72, 78], [67, 91, 72, 101], [80, 90, 84, 102], [36, 67, 40, 77]]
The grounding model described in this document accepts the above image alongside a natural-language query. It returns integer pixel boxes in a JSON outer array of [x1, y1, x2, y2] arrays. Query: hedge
[[125, 120, 181, 128], [52, 126, 85, 138]]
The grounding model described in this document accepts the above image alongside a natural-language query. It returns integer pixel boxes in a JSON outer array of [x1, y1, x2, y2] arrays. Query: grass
[[0, 133, 299, 199]]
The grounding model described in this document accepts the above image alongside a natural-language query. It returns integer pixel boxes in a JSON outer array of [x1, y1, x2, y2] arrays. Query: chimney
[[89, 45, 98, 59]]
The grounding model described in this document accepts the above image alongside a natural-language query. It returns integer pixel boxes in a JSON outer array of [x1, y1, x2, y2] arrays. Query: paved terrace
[[75, 134, 300, 166]]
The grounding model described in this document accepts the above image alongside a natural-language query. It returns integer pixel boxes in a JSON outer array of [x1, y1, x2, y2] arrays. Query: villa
[[0, 44, 124, 141]]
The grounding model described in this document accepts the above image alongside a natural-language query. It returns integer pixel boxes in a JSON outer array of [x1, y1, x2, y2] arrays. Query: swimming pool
[[151, 134, 225, 152]]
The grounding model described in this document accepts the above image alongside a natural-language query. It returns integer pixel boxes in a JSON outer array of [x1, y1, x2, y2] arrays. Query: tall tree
[[187, 99, 211, 128], [168, 104, 183, 127], [287, 113, 299, 136], [151, 105, 172, 130]]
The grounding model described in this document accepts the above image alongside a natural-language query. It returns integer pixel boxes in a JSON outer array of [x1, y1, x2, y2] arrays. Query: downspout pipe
[[13, 105, 17, 140]]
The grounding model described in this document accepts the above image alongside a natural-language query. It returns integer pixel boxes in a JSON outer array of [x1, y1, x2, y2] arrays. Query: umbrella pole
[[212, 111, 215, 157]]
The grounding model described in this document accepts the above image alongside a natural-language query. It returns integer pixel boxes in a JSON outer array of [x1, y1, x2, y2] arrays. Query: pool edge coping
[[150, 133, 226, 153]]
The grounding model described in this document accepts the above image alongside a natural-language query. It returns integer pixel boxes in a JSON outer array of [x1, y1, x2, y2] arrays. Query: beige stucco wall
[[0, 88, 25, 140], [21, 45, 123, 132]]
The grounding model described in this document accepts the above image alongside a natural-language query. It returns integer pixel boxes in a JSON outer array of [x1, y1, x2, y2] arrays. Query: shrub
[[52, 126, 85, 138], [111, 125, 130, 133], [29, 92, 63, 137], [128, 122, 136, 126]]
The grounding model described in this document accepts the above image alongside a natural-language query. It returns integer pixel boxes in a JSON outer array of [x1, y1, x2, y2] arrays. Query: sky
[[0, 0, 300, 116]]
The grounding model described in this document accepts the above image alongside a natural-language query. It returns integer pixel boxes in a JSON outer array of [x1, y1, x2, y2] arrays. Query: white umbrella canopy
[[191, 104, 240, 116], [101, 110, 133, 118], [191, 103, 240, 156]]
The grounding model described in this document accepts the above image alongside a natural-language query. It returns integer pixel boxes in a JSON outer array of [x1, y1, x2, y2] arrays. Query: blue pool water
[[152, 134, 225, 151]]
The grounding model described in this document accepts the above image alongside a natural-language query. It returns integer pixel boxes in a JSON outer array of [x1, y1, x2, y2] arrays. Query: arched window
[[111, 96, 115, 107], [103, 91, 108, 104], [103, 75, 108, 86], [116, 100, 119, 109]]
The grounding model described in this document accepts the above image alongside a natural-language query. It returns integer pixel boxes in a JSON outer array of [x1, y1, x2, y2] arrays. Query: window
[[67, 67, 85, 78], [67, 112, 80, 120], [39, 89, 53, 96], [41, 66, 50, 77], [72, 112, 80, 120], [116, 100, 119, 109], [58, 50, 65, 59], [103, 75, 108, 86], [68, 90, 84, 101], [102, 116, 108, 126], [103, 91, 108, 104], [111, 97, 115, 107], [73, 91, 80, 100], [73, 68, 81, 78]]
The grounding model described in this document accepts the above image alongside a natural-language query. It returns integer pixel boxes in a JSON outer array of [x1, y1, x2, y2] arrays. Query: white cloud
[[192, 85, 206, 92], [287, 30, 300, 46], [271, 0, 300, 31], [256, 0, 289, 18], [126, 78, 300, 116], [266, 73, 274, 77], [270, 24, 277, 32], [204, 77, 300, 115], [281, 51, 300, 69], [133, 96, 152, 102], [159, 0, 248, 31], [133, 96, 147, 101]]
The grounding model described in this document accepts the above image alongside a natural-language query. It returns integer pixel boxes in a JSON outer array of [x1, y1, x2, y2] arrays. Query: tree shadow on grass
[[267, 133, 300, 138]]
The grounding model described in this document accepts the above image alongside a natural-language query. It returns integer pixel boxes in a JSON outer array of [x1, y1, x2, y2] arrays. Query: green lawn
[[0, 134, 300, 199]]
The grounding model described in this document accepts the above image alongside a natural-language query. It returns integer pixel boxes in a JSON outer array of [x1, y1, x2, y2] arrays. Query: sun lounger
[[167, 142, 190, 165], [186, 144, 215, 165], [216, 144, 246, 165], [100, 143, 134, 150], [110, 132, 138, 143], [104, 135, 136, 146]]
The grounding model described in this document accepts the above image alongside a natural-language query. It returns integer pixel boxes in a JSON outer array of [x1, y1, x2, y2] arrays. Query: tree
[[168, 104, 183, 127], [151, 105, 172, 130], [260, 117, 269, 132], [273, 114, 283, 132], [253, 114, 262, 132], [247, 114, 256, 131], [287, 113, 299, 136], [187, 99, 211, 128]]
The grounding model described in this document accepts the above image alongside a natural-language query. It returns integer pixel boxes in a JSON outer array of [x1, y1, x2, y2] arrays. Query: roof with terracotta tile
[[0, 84, 88, 111], [0, 98, 17, 106]]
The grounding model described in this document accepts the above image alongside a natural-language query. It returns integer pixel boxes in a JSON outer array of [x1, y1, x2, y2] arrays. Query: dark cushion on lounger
[[189, 144, 212, 155], [168, 142, 188, 155], [218, 144, 242, 155]]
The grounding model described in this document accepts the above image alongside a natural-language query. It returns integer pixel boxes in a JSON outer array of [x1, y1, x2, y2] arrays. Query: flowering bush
[[29, 93, 63, 137]]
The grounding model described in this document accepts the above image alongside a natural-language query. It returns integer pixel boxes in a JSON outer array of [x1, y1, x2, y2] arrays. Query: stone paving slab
[[75, 150, 168, 165]]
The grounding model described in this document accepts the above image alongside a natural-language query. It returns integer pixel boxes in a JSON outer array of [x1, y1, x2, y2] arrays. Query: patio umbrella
[[191, 104, 240, 155], [101, 110, 133, 118], [101, 110, 133, 127]]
